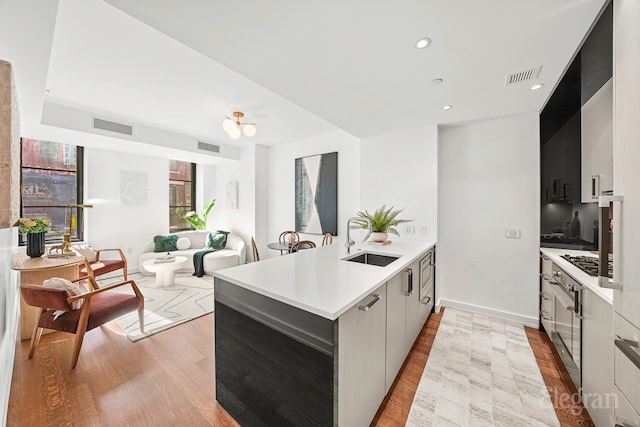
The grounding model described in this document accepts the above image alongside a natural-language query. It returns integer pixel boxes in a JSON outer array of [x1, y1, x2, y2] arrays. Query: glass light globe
[[222, 118, 235, 132], [228, 126, 241, 139], [243, 124, 256, 137]]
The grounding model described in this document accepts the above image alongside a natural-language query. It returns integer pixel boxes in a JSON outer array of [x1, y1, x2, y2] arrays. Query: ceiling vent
[[92, 117, 133, 135], [198, 141, 220, 153], [505, 66, 542, 86]]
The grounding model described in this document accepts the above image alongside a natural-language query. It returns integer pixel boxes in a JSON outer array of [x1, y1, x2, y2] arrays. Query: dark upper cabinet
[[581, 3, 613, 106], [540, 2, 612, 207], [542, 111, 581, 204]]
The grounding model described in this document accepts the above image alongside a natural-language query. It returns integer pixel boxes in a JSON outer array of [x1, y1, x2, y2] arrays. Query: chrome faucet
[[346, 217, 371, 253]]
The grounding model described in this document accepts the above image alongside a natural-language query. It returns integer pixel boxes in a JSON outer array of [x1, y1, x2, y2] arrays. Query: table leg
[[154, 270, 175, 287]]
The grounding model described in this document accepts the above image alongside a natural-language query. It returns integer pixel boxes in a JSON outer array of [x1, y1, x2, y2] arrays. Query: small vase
[[370, 232, 388, 242], [26, 232, 46, 258]]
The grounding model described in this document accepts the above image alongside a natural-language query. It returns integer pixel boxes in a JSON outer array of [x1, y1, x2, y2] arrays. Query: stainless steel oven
[[550, 263, 583, 391]]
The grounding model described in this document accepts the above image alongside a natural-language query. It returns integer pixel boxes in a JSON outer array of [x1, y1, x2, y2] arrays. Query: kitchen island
[[213, 239, 436, 427]]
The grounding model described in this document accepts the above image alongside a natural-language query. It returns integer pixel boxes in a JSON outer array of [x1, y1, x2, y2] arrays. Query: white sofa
[[138, 230, 246, 275]]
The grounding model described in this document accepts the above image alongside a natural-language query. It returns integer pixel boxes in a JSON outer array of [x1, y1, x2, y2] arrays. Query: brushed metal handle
[[539, 291, 550, 301], [615, 338, 640, 371], [592, 175, 600, 199], [539, 310, 552, 321], [359, 294, 380, 312], [403, 268, 413, 296], [421, 296, 431, 305]]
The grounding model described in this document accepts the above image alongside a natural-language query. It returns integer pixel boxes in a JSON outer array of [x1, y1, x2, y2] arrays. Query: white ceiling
[[1, 0, 607, 160]]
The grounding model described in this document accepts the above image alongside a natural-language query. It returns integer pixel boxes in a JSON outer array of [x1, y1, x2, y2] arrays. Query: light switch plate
[[505, 229, 521, 238], [404, 226, 415, 234]]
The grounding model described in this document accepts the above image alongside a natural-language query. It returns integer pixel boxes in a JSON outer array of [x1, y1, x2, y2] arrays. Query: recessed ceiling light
[[431, 78, 443, 85], [442, 105, 452, 110], [416, 38, 431, 49], [530, 83, 545, 91]]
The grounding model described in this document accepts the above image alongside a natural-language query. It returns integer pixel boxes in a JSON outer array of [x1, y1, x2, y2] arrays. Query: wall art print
[[295, 152, 337, 235]]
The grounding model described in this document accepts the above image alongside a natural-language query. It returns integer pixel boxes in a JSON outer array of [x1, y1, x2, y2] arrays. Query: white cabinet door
[[540, 253, 555, 339], [581, 78, 613, 202], [406, 257, 431, 352], [540, 279, 555, 339], [338, 284, 387, 427], [385, 273, 406, 393], [582, 288, 614, 426]]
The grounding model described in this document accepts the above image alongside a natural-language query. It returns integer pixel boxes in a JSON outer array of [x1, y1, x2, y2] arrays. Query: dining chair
[[251, 237, 260, 262], [322, 233, 333, 246], [278, 231, 300, 255], [20, 276, 144, 369], [290, 240, 316, 253], [75, 245, 128, 283]]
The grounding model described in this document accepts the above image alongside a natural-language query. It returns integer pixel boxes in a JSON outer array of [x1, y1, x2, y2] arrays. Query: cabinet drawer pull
[[539, 310, 552, 321], [421, 296, 431, 305], [359, 294, 380, 312], [592, 175, 600, 199], [615, 338, 640, 371], [539, 291, 550, 301], [404, 268, 413, 296]]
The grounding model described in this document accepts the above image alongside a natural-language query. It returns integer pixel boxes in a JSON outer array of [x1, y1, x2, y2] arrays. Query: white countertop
[[540, 248, 613, 305], [214, 239, 436, 320]]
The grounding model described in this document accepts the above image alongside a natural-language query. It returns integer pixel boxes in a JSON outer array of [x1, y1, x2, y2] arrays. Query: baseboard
[[437, 298, 539, 328]]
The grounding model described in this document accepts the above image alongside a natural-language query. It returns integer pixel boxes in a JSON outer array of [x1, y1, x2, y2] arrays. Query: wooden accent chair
[[77, 248, 128, 282], [290, 240, 316, 253], [322, 233, 333, 246], [251, 237, 260, 262], [20, 277, 144, 369], [278, 231, 300, 255]]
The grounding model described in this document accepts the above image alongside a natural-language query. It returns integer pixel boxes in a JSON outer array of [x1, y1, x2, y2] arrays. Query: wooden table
[[12, 253, 85, 340]]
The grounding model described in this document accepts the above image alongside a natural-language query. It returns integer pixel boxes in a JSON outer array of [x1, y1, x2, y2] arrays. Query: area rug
[[96, 272, 214, 342], [406, 307, 559, 427]]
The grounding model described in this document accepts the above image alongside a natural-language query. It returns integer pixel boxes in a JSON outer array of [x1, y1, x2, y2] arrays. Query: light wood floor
[[7, 309, 593, 426]]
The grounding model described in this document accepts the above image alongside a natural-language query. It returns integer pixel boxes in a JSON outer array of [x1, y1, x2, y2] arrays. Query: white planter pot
[[370, 232, 388, 242]]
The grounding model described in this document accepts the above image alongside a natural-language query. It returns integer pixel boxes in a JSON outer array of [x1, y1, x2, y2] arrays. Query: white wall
[[214, 145, 259, 262], [267, 130, 360, 257], [437, 113, 540, 326], [85, 148, 168, 272], [360, 126, 438, 242], [0, 227, 19, 424]]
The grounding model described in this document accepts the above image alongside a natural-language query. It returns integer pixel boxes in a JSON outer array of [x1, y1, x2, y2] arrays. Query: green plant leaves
[[353, 205, 412, 240], [175, 198, 216, 230]]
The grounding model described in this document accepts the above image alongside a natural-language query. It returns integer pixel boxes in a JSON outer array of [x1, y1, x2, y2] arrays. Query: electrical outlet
[[505, 229, 521, 239], [404, 226, 415, 234], [420, 226, 427, 235]]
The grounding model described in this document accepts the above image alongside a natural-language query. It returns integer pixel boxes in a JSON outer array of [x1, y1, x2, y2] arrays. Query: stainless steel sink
[[343, 252, 400, 267]]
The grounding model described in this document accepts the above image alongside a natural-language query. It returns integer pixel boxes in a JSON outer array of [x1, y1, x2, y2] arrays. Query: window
[[20, 138, 84, 243], [169, 160, 196, 231]]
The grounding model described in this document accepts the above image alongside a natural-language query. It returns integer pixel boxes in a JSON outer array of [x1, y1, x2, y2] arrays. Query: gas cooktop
[[560, 255, 612, 278]]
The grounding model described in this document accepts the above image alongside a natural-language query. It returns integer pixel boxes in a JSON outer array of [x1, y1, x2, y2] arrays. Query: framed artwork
[[120, 170, 148, 205], [295, 152, 337, 235], [226, 181, 238, 209]]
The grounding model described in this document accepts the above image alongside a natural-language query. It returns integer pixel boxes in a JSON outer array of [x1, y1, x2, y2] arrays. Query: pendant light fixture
[[222, 111, 257, 139]]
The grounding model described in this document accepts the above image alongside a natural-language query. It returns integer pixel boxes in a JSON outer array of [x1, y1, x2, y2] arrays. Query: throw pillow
[[72, 244, 97, 262], [154, 235, 178, 252], [43, 277, 88, 310], [176, 237, 191, 250], [205, 230, 229, 250]]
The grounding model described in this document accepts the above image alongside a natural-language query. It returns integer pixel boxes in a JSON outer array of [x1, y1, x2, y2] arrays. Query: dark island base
[[215, 301, 334, 426]]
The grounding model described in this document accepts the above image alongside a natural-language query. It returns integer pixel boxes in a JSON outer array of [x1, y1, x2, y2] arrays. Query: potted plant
[[351, 205, 412, 242], [18, 217, 51, 258], [175, 199, 216, 230]]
